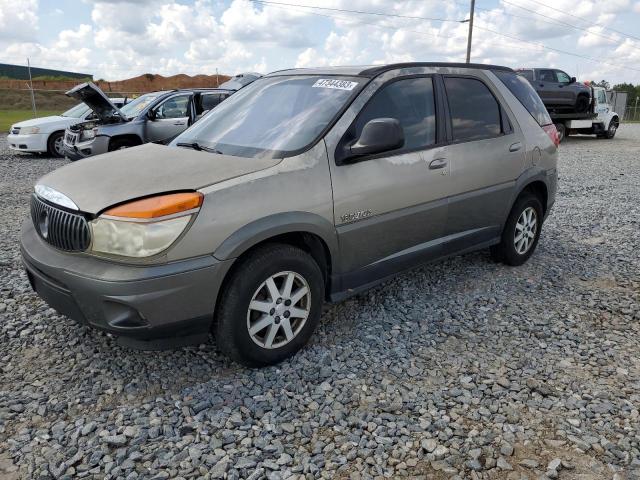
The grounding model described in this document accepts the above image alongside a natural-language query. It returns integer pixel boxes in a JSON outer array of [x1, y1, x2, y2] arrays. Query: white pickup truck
[[549, 85, 619, 142]]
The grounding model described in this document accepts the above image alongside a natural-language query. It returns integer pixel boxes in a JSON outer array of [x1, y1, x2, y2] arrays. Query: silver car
[[21, 63, 558, 366], [62, 74, 260, 161]]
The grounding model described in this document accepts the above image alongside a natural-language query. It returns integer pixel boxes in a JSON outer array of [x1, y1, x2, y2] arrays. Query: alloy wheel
[[514, 206, 538, 255], [246, 271, 311, 349], [54, 136, 64, 156]]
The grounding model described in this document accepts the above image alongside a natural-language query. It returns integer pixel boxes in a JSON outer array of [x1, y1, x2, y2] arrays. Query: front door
[[536, 69, 561, 105], [327, 75, 450, 286], [145, 94, 192, 143], [441, 75, 526, 253]]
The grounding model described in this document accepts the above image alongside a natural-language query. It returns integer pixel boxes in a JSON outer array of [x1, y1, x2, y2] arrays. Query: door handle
[[173, 121, 186, 126], [429, 158, 448, 170], [509, 142, 522, 152]]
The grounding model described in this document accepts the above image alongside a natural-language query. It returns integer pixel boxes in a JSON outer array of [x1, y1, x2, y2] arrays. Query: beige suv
[[21, 63, 558, 366]]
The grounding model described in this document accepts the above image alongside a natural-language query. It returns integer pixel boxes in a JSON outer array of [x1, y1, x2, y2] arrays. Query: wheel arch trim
[[213, 212, 339, 264]]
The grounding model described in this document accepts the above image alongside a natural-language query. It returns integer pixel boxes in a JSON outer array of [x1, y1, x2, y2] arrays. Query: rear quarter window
[[493, 71, 552, 127]]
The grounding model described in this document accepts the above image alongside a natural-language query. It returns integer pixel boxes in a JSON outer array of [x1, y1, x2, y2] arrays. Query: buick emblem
[[39, 211, 49, 239]]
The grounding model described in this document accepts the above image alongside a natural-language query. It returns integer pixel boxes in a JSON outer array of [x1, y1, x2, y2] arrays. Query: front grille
[[10, 127, 20, 134], [30, 195, 91, 252]]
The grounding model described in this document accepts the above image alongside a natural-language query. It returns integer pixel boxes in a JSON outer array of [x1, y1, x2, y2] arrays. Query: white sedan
[[7, 98, 127, 158]]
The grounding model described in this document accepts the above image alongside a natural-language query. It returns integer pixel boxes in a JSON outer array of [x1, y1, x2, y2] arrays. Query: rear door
[[145, 94, 192, 143], [440, 74, 525, 253], [326, 74, 450, 283]]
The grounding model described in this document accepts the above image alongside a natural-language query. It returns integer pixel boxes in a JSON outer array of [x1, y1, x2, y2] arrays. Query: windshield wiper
[[176, 142, 224, 154]]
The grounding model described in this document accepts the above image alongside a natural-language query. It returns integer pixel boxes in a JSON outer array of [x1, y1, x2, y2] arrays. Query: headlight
[[80, 128, 97, 141], [89, 192, 203, 258], [21, 126, 40, 134]]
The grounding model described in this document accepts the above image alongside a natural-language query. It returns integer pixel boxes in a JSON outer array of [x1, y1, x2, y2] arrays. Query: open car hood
[[65, 82, 126, 123], [35, 143, 281, 215]]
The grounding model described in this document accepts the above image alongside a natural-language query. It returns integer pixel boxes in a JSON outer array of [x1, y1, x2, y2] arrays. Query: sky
[[0, 0, 639, 85]]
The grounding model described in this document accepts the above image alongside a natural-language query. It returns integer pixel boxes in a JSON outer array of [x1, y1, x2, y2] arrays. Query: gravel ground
[[0, 127, 639, 480]]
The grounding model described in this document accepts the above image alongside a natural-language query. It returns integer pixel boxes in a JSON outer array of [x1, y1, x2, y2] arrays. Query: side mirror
[[146, 109, 156, 120], [347, 118, 404, 160], [570, 77, 576, 84]]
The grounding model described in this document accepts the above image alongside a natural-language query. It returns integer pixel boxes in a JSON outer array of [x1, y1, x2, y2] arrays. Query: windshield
[[61, 103, 90, 118], [119, 93, 161, 119], [171, 75, 363, 158]]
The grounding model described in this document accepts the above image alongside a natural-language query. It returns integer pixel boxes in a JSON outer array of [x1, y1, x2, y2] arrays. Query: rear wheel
[[575, 95, 590, 113], [491, 192, 543, 266], [47, 131, 65, 158], [215, 244, 324, 367], [555, 123, 566, 143]]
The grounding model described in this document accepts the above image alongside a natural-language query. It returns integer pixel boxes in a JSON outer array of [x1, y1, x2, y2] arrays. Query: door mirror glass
[[344, 118, 404, 161]]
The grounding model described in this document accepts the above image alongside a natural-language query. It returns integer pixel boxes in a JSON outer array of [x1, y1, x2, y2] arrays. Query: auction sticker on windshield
[[312, 79, 358, 91]]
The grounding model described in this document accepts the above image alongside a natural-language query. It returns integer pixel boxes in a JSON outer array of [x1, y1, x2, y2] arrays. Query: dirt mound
[[0, 72, 232, 94]]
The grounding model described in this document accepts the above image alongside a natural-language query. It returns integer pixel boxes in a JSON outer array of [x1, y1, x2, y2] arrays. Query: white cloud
[[0, 0, 39, 42], [0, 0, 638, 83]]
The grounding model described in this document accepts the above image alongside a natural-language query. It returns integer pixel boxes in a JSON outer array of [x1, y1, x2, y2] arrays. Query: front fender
[[213, 211, 339, 262]]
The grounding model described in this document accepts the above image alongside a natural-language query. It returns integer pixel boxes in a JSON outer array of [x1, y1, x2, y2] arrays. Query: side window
[[539, 70, 556, 82], [354, 77, 436, 151], [154, 95, 190, 119], [555, 70, 571, 83], [444, 77, 502, 142], [493, 70, 552, 126], [201, 94, 223, 112], [597, 89, 607, 104]]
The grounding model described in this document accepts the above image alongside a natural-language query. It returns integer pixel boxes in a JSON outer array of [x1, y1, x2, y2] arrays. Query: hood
[[66, 82, 126, 123], [13, 115, 68, 128], [36, 143, 281, 214], [219, 72, 262, 91]]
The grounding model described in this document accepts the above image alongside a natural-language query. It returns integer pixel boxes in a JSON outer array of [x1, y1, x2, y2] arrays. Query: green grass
[[0, 109, 61, 131]]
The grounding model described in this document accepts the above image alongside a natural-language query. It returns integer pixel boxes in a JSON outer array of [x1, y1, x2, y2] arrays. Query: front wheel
[[604, 119, 618, 139], [215, 244, 324, 367], [47, 132, 65, 158], [491, 193, 543, 266]]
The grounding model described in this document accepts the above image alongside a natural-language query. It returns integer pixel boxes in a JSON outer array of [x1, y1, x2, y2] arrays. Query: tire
[[47, 131, 65, 158], [490, 192, 544, 266], [108, 138, 137, 151], [575, 95, 590, 113], [604, 119, 618, 139], [555, 123, 566, 143], [215, 243, 324, 367]]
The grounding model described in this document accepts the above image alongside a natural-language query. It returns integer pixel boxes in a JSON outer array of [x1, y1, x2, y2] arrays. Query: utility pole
[[216, 68, 219, 87], [27, 57, 37, 117], [465, 0, 475, 63]]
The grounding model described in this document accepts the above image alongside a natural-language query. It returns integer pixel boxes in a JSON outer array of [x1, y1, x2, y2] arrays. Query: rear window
[[518, 69, 534, 82], [493, 70, 552, 126]]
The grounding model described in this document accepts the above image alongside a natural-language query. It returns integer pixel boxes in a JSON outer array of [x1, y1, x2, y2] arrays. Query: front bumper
[[20, 219, 234, 348], [63, 135, 109, 160], [7, 133, 48, 153]]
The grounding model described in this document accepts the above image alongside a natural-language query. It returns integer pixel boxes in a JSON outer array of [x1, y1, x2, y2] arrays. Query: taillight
[[542, 124, 560, 147]]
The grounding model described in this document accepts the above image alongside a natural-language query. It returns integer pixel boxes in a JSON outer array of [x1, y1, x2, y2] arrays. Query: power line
[[509, 0, 640, 43], [250, 0, 468, 23], [498, 0, 640, 50], [253, 0, 640, 73]]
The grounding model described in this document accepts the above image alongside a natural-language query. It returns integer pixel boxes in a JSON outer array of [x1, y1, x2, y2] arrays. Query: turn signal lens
[[104, 192, 203, 219]]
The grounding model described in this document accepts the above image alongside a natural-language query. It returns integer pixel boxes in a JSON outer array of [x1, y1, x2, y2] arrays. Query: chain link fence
[[623, 106, 640, 122]]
